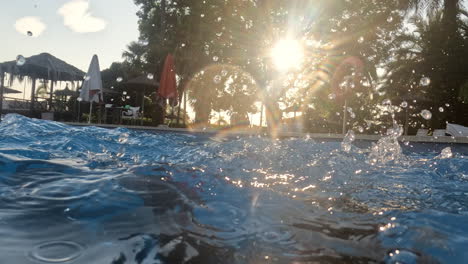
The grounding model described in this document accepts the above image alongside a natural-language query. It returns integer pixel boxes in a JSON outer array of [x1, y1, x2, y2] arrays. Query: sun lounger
[[416, 129, 428, 136], [433, 129, 447, 137], [446, 123, 468, 137]]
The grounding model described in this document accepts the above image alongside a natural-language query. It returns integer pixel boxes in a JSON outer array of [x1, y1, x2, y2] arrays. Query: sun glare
[[271, 39, 303, 72]]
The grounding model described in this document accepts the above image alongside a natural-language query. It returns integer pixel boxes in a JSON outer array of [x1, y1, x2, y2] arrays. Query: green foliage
[[122, 0, 468, 131]]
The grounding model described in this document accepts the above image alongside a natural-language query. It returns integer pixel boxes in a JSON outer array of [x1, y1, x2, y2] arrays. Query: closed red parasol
[[158, 54, 178, 105]]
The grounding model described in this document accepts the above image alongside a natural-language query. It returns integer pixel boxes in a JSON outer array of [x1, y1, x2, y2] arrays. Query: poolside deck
[[63, 122, 468, 144]]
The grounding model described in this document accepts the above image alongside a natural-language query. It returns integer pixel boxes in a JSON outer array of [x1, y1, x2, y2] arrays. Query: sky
[[0, 0, 140, 72]]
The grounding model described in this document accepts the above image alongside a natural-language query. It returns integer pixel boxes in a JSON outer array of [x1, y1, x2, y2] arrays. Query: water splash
[[1, 115, 468, 263], [368, 123, 404, 165], [438, 147, 453, 159], [341, 130, 355, 153]]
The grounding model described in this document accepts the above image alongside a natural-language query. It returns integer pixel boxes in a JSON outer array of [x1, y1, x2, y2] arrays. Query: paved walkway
[[63, 122, 468, 144]]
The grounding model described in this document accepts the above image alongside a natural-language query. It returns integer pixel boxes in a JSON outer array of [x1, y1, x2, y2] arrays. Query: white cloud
[[58, 0, 107, 33], [14, 16, 46, 37]]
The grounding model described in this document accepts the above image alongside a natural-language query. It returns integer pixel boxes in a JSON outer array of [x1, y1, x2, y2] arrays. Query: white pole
[[88, 102, 93, 124]]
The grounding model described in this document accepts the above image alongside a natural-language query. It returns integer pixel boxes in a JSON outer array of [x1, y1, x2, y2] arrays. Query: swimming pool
[[1, 114, 468, 263]]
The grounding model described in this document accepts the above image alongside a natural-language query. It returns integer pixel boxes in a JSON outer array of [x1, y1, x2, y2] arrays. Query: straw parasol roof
[[0, 53, 85, 82], [125, 75, 159, 89], [0, 86, 21, 94]]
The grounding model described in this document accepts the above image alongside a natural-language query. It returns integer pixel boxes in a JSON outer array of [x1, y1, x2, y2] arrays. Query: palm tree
[[122, 41, 147, 72]]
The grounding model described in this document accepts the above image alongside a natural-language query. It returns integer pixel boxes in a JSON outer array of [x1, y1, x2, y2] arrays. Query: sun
[[271, 39, 304, 72]]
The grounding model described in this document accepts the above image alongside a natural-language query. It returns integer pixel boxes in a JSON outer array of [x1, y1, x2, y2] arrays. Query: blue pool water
[[1, 114, 468, 263]]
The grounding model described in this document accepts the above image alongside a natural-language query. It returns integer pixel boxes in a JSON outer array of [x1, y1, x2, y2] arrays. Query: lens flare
[[271, 39, 303, 72]]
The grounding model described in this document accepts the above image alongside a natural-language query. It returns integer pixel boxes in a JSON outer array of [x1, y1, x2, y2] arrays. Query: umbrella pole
[[30, 78, 37, 115], [88, 102, 93, 124], [177, 92, 182, 125], [49, 80, 54, 111]]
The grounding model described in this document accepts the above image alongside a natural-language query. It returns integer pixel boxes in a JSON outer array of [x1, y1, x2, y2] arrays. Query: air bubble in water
[[213, 56, 219, 62], [400, 101, 408, 108], [439, 107, 444, 112], [16, 55, 26, 66], [328, 93, 336, 100], [420, 77, 430, 86], [445, 103, 450, 107], [221, 70, 228, 76], [358, 36, 364, 43], [357, 126, 364, 133], [387, 16, 393, 22], [147, 73, 154, 80], [116, 77, 123, 83], [420, 109, 432, 120], [213, 75, 222, 84], [27, 31, 33, 37]]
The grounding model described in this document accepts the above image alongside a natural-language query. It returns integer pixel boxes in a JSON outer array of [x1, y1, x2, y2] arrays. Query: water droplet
[[358, 36, 364, 43], [16, 55, 26, 66], [116, 77, 123, 83], [420, 109, 432, 120], [382, 99, 391, 105], [213, 75, 222, 84], [439, 147, 453, 159], [387, 16, 393, 23], [147, 73, 154, 80], [27, 31, 33, 37], [118, 133, 129, 143], [213, 56, 219, 62], [328, 93, 336, 100], [400, 101, 408, 108], [420, 77, 430, 86], [439, 107, 444, 112]]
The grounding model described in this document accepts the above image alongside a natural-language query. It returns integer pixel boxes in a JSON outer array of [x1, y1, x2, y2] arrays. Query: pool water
[[1, 114, 468, 263]]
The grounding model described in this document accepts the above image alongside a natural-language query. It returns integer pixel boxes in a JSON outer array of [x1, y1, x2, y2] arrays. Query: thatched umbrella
[[124, 75, 159, 123], [0, 86, 21, 94], [0, 53, 85, 114]]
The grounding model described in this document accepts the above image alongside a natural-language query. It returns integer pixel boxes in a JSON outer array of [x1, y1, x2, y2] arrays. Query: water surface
[[1, 114, 468, 263]]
